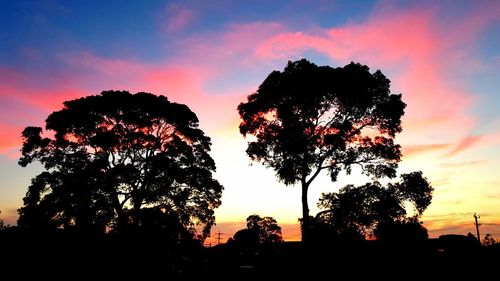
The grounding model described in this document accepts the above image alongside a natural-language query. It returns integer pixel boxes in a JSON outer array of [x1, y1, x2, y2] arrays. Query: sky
[[1, 0, 499, 243]]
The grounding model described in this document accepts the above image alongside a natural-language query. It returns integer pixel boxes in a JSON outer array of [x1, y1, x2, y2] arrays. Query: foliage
[[0, 211, 5, 230], [238, 59, 406, 240], [316, 171, 432, 239], [483, 233, 497, 246], [231, 214, 283, 247], [374, 217, 428, 241], [246, 214, 283, 244], [18, 90, 223, 237]]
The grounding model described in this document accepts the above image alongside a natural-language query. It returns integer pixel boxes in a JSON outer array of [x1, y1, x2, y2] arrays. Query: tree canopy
[[231, 214, 283, 247], [0, 211, 5, 230], [238, 59, 406, 240], [18, 90, 223, 238], [483, 234, 497, 246], [316, 171, 433, 240]]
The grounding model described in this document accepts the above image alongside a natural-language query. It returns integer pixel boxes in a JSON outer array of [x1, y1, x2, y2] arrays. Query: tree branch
[[306, 159, 326, 186], [315, 209, 333, 220]]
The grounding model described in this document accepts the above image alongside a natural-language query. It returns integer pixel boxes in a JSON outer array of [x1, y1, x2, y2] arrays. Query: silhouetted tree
[[231, 215, 283, 247], [0, 211, 5, 230], [18, 90, 223, 237], [232, 228, 260, 248], [247, 214, 283, 244], [316, 171, 432, 240], [483, 233, 497, 246], [374, 217, 428, 242], [238, 59, 406, 241]]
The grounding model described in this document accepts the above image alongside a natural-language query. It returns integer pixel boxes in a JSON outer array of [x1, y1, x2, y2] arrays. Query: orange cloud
[[424, 212, 500, 238], [402, 143, 451, 157], [0, 208, 19, 226], [205, 221, 245, 245]]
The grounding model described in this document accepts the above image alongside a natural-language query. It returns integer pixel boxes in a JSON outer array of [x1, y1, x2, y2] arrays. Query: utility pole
[[474, 213, 481, 245], [216, 230, 223, 245]]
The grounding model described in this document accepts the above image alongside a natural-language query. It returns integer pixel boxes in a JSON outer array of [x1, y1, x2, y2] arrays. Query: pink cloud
[[251, 5, 500, 157], [0, 124, 23, 154], [445, 135, 482, 157], [0, 65, 90, 110], [255, 8, 438, 62], [64, 54, 245, 131], [163, 4, 196, 33], [60, 52, 144, 77], [0, 78, 87, 112], [0, 50, 250, 155], [176, 21, 286, 70], [2, 3, 496, 161], [0, 69, 91, 153], [0, 67, 25, 89], [56, 52, 209, 108]]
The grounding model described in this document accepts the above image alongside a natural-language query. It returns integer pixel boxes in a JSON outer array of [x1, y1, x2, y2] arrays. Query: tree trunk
[[132, 199, 142, 228], [109, 188, 127, 233], [301, 181, 310, 243]]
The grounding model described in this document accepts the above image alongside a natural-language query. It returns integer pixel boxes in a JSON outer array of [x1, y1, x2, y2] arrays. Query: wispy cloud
[[423, 212, 477, 237], [440, 160, 488, 168], [423, 211, 500, 237], [402, 143, 451, 157], [163, 4, 196, 33], [0, 125, 23, 154], [445, 135, 482, 157]]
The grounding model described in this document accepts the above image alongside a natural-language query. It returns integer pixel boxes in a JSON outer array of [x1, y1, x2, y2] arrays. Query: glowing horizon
[[1, 1, 500, 243]]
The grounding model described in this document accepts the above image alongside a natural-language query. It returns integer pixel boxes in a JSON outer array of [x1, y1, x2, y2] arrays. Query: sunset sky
[[1, 0, 499, 243]]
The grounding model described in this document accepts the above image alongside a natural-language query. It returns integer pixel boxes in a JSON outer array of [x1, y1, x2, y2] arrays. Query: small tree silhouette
[[231, 214, 283, 247], [483, 233, 497, 246], [316, 171, 433, 240], [0, 211, 5, 230]]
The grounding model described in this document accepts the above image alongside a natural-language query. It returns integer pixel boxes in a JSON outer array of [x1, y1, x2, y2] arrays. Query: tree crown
[[316, 171, 433, 239], [238, 59, 406, 185], [18, 90, 222, 238]]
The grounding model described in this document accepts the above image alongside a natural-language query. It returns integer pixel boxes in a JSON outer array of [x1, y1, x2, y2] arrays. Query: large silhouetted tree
[[238, 59, 405, 241], [316, 171, 433, 240], [18, 90, 223, 237]]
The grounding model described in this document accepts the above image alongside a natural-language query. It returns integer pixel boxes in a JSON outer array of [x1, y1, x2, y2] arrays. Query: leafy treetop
[[18, 90, 222, 238]]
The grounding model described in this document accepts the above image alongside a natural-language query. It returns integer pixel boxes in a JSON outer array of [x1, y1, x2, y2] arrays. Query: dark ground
[[1, 230, 498, 280]]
